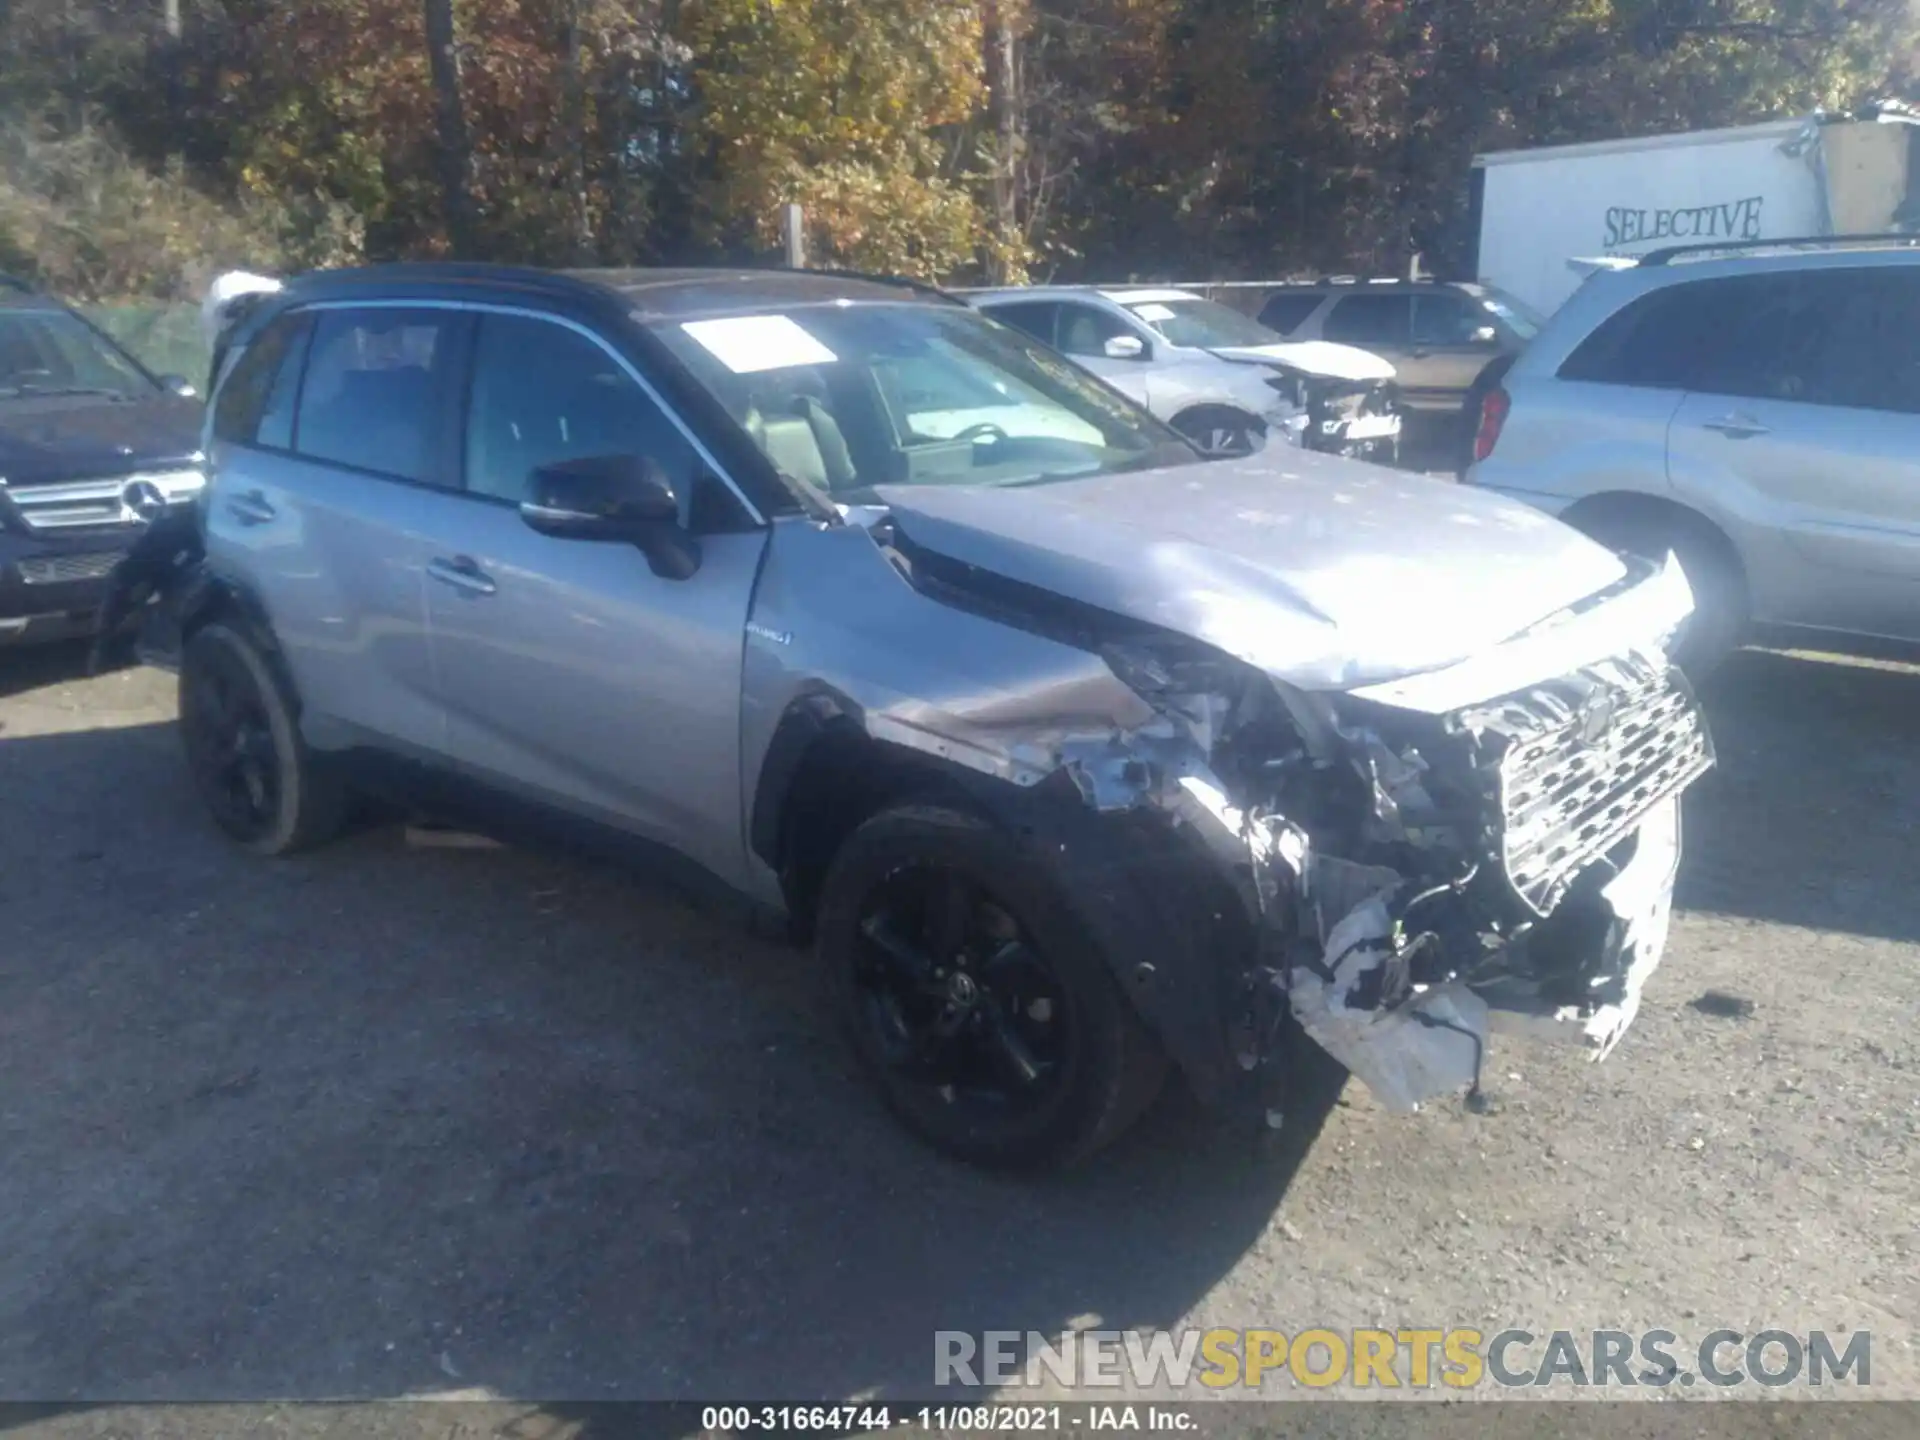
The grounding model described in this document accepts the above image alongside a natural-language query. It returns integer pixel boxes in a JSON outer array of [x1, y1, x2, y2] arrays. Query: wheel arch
[[1169, 400, 1264, 434], [750, 693, 989, 940], [752, 693, 1257, 1102], [1558, 490, 1748, 590]]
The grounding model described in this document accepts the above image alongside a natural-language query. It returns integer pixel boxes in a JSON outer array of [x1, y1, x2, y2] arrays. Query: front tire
[[179, 622, 346, 855], [1172, 406, 1266, 459], [817, 804, 1166, 1170]]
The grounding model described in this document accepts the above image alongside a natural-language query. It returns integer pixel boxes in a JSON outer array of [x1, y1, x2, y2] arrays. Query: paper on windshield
[[1132, 303, 1176, 322], [680, 315, 838, 374]]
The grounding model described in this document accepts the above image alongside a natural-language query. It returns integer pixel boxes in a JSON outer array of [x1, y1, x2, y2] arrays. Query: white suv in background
[[1466, 239, 1920, 671], [964, 286, 1400, 460]]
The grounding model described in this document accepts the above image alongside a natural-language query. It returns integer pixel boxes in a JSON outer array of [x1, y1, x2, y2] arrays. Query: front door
[[1409, 292, 1503, 405], [1051, 301, 1155, 410], [423, 311, 767, 884]]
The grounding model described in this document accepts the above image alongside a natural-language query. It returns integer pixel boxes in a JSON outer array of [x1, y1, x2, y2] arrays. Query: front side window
[[1412, 295, 1489, 347], [1477, 287, 1544, 340], [1122, 297, 1279, 349], [1054, 303, 1135, 357], [651, 303, 1189, 499], [295, 309, 460, 483], [980, 301, 1059, 346], [1324, 293, 1413, 346], [464, 314, 695, 503], [0, 309, 155, 400]]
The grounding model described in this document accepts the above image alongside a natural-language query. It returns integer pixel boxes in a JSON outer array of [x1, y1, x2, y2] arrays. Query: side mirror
[[1103, 334, 1148, 361], [1469, 325, 1499, 346], [158, 373, 198, 398], [520, 454, 701, 580]]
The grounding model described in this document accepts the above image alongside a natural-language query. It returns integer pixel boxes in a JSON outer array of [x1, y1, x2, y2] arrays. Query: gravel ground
[[0, 640, 1914, 1419]]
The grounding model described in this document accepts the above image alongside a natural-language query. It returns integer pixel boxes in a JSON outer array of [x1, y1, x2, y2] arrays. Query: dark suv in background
[[0, 277, 205, 646]]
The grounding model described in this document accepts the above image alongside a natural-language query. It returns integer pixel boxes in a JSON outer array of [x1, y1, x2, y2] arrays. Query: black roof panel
[[273, 262, 951, 319]]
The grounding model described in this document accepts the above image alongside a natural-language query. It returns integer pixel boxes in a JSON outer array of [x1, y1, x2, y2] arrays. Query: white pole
[[782, 204, 806, 269]]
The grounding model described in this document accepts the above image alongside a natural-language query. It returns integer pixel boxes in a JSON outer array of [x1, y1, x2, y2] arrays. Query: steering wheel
[[953, 422, 1009, 445]]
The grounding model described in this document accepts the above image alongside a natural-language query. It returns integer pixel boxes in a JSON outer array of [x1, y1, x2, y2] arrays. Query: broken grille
[[1488, 661, 1714, 917]]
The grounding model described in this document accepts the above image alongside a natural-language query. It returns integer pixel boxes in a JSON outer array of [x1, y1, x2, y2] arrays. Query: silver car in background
[[1467, 238, 1920, 670], [108, 264, 1712, 1171], [965, 285, 1402, 461]]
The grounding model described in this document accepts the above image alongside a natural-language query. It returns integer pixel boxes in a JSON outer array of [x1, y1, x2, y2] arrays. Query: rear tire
[[1573, 510, 1748, 680], [817, 804, 1166, 1171], [179, 622, 347, 855]]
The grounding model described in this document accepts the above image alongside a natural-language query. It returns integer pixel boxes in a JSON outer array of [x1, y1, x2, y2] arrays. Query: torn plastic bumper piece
[[1287, 794, 1684, 1113]]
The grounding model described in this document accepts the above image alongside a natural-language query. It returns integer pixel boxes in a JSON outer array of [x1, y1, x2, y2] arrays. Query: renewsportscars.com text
[[935, 1327, 1872, 1390]]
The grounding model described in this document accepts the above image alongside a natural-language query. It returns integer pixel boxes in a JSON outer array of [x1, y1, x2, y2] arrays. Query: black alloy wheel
[[852, 863, 1072, 1115], [182, 632, 283, 844]]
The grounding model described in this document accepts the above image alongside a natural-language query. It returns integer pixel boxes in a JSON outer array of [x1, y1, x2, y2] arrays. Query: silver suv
[[109, 264, 1713, 1170], [1466, 239, 1920, 669]]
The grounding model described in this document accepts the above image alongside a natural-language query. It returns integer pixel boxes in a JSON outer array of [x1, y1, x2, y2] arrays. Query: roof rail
[[0, 273, 37, 293], [1639, 232, 1920, 266], [806, 267, 967, 305]]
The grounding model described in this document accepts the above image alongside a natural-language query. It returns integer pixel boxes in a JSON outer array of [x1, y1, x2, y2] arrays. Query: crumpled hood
[[876, 447, 1628, 691], [0, 393, 202, 486], [1210, 340, 1397, 384]]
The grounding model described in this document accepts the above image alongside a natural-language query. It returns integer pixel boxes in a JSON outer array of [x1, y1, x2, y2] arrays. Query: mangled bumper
[[1292, 793, 1685, 1114]]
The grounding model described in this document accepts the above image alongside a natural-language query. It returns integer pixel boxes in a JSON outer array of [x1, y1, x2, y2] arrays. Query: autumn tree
[[681, 0, 1005, 278]]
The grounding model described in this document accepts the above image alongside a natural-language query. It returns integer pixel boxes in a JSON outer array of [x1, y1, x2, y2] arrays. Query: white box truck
[[1470, 109, 1918, 315]]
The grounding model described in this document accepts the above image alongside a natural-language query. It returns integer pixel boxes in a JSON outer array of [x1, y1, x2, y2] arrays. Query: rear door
[[421, 310, 767, 883], [1666, 266, 1920, 641], [204, 304, 469, 754]]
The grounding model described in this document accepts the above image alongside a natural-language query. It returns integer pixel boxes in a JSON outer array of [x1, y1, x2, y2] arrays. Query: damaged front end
[[880, 534, 1715, 1122]]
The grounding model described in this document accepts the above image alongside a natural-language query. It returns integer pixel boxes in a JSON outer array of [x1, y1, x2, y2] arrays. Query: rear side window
[[1257, 293, 1323, 334], [1558, 279, 1774, 390], [980, 301, 1059, 346], [295, 309, 463, 484], [212, 312, 311, 446], [1323, 293, 1412, 345]]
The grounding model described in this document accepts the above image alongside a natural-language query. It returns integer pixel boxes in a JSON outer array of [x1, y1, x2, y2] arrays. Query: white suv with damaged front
[[103, 265, 1713, 1171]]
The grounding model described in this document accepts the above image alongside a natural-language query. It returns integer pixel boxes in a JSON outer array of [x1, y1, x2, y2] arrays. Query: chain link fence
[[82, 302, 209, 386]]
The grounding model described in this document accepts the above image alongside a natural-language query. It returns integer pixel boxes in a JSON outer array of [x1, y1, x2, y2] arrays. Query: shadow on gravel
[[0, 640, 98, 703], [1681, 647, 1920, 944], [0, 716, 1341, 1405]]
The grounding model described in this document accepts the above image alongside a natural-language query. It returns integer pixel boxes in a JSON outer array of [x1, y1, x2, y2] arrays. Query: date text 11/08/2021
[[699, 1407, 1188, 1432]]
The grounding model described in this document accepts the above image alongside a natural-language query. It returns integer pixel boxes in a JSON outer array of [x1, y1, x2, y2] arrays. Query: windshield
[[1122, 297, 1280, 349], [0, 309, 156, 399], [650, 304, 1192, 501], [1477, 288, 1545, 340]]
